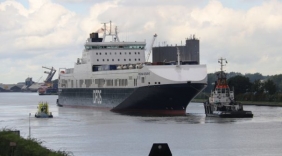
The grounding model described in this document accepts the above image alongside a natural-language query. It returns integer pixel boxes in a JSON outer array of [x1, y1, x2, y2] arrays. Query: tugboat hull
[[204, 102, 253, 118]]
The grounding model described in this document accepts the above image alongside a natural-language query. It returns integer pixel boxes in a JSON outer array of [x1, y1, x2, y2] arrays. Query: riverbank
[[192, 99, 282, 107], [0, 129, 71, 156]]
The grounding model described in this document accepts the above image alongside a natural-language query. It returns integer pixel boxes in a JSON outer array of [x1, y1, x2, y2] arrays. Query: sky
[[0, 0, 282, 84]]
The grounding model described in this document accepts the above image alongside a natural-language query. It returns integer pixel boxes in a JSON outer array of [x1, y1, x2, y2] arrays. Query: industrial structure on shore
[[0, 67, 58, 93], [152, 35, 199, 64]]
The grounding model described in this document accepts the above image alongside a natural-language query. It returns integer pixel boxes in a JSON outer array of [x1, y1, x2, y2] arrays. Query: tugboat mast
[[218, 57, 228, 79], [218, 57, 228, 72]]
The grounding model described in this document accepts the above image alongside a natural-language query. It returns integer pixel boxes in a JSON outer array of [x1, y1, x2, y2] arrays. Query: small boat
[[35, 102, 53, 118], [203, 58, 253, 118]]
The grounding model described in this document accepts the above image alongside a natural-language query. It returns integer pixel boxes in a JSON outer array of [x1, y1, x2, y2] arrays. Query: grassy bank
[[192, 99, 282, 107], [0, 129, 71, 156]]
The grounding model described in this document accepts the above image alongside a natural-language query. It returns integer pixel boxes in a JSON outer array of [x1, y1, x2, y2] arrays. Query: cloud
[[0, 0, 282, 84]]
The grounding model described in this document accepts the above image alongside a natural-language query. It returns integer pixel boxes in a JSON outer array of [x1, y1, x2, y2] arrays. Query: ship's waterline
[[58, 83, 206, 115]]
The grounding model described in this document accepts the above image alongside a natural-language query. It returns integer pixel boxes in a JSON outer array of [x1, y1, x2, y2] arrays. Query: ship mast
[[218, 57, 228, 72], [218, 57, 228, 79], [101, 21, 120, 42]]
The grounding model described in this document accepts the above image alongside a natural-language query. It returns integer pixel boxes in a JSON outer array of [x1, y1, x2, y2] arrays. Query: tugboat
[[35, 102, 53, 118], [203, 58, 253, 118]]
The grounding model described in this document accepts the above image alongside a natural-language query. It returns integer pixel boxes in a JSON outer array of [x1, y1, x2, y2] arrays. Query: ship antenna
[[218, 57, 228, 72], [102, 22, 107, 42], [115, 26, 120, 42], [109, 20, 112, 35], [177, 47, 181, 66], [218, 57, 228, 78]]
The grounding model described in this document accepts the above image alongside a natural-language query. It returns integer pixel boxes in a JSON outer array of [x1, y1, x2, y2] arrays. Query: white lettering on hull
[[93, 90, 102, 104]]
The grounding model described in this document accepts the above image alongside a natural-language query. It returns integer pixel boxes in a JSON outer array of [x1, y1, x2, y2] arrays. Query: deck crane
[[146, 34, 157, 62]]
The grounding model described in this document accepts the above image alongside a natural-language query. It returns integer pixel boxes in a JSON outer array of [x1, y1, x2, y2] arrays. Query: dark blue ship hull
[[58, 83, 206, 115]]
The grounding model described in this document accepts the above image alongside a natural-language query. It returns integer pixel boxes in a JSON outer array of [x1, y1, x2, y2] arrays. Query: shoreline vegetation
[[0, 129, 71, 156], [192, 99, 282, 107]]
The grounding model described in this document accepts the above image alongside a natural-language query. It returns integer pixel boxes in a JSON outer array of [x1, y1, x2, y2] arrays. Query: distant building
[[152, 35, 200, 64], [0, 83, 23, 92]]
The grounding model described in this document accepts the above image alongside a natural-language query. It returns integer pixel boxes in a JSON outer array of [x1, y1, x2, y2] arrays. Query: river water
[[1, 93, 282, 156]]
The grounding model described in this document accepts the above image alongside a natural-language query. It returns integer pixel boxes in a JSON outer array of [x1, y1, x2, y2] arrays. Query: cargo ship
[[57, 21, 207, 115]]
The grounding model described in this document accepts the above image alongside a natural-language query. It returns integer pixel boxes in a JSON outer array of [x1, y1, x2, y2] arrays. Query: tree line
[[202, 72, 282, 102]]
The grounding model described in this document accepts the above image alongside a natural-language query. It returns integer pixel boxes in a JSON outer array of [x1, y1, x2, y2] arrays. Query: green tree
[[263, 79, 277, 95], [228, 75, 252, 96], [245, 73, 264, 83], [252, 79, 264, 93], [204, 73, 217, 92], [269, 74, 282, 92]]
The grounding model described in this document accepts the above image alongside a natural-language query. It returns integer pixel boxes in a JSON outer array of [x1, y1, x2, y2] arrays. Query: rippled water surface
[[1, 93, 282, 156]]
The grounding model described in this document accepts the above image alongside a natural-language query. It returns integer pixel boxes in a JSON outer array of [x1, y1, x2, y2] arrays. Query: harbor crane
[[146, 34, 157, 62], [42, 66, 56, 83]]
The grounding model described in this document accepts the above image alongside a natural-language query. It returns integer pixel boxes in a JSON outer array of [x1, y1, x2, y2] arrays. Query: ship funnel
[[90, 32, 103, 42]]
